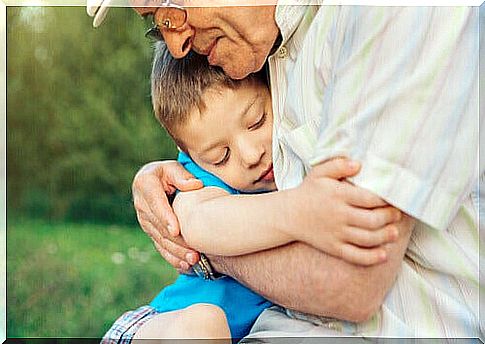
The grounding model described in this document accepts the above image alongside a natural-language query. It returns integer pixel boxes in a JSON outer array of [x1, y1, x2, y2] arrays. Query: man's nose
[[162, 27, 194, 59]]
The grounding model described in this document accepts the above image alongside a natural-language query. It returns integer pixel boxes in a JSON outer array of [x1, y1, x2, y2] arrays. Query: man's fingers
[[178, 262, 192, 274], [311, 158, 361, 180], [154, 240, 194, 273], [133, 161, 202, 236], [134, 173, 180, 236], [184, 251, 200, 265], [149, 199, 181, 237], [343, 224, 398, 247], [132, 160, 201, 266], [141, 207, 196, 250], [134, 193, 170, 240], [347, 206, 402, 229], [160, 237, 198, 265], [339, 244, 387, 266], [138, 217, 163, 245], [143, 217, 196, 263], [154, 242, 184, 270], [167, 165, 203, 192], [177, 178, 204, 192]]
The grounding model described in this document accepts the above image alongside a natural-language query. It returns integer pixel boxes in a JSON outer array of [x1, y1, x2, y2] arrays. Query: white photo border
[[2, 1, 484, 343]]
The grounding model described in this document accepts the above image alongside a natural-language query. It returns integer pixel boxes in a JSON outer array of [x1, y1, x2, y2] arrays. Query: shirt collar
[[274, 1, 310, 49]]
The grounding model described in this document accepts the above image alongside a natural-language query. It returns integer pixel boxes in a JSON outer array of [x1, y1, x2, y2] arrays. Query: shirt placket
[[269, 50, 294, 190]]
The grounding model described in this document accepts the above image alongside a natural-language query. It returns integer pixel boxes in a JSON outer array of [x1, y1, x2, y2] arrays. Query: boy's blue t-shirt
[[177, 151, 241, 194], [150, 152, 273, 340]]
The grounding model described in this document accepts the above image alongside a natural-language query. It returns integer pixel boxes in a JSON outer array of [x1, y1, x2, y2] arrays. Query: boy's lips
[[255, 164, 274, 183]]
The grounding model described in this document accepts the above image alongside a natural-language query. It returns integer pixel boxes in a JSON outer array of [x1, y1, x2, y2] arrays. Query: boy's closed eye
[[214, 148, 230, 167], [248, 112, 267, 130]]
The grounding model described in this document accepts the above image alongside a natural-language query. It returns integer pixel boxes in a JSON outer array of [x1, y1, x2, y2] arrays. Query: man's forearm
[[209, 215, 414, 322]]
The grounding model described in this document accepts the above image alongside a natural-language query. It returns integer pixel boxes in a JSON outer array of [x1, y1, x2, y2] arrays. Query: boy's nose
[[241, 145, 265, 169], [162, 28, 194, 59]]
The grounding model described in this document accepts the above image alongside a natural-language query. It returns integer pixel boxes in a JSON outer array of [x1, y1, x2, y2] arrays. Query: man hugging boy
[[102, 41, 400, 343]]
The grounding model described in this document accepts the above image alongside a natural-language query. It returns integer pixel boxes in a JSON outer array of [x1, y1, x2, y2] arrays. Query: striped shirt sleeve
[[309, 7, 478, 230]]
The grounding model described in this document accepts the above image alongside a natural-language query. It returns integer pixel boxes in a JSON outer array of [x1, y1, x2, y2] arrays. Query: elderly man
[[89, 1, 480, 339]]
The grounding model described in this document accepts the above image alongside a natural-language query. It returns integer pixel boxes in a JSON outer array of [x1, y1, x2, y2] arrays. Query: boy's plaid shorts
[[101, 305, 160, 344]]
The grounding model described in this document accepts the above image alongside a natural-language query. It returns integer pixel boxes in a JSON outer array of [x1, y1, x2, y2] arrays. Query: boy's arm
[[174, 160, 401, 264], [173, 187, 293, 256]]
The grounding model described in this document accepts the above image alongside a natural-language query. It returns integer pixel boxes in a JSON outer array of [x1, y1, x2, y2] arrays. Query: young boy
[[102, 41, 399, 344]]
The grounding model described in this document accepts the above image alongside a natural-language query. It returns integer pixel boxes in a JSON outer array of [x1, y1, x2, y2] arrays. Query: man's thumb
[[173, 173, 203, 191]]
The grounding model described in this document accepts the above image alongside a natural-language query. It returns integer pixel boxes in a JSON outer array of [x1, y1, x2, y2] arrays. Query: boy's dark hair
[[151, 41, 264, 151]]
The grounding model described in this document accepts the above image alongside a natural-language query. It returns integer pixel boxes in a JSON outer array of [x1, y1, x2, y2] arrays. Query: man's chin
[[224, 68, 251, 80], [221, 61, 257, 80], [230, 63, 267, 80]]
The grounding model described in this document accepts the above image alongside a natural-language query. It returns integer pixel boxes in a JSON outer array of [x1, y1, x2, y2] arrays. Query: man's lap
[[241, 306, 367, 343]]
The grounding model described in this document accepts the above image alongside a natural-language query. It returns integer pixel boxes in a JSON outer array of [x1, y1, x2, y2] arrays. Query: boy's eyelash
[[214, 149, 230, 166], [249, 113, 266, 130]]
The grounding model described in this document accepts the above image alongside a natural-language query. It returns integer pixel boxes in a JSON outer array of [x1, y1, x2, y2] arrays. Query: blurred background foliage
[[8, 6, 177, 225], [7, 7, 179, 337]]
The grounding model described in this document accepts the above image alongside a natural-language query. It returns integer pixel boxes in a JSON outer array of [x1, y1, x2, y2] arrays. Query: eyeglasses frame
[[144, 0, 187, 40]]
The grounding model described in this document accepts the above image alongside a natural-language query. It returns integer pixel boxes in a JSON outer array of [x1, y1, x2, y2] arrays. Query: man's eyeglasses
[[144, 0, 187, 40]]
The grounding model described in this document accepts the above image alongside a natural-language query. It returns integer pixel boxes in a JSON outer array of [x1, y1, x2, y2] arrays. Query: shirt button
[[278, 46, 288, 59]]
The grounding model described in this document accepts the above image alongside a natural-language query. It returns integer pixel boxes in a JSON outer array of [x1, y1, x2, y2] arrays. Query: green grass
[[7, 219, 179, 337]]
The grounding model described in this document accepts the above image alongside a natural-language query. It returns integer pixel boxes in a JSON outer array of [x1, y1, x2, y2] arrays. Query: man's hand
[[285, 158, 401, 266], [132, 160, 203, 272]]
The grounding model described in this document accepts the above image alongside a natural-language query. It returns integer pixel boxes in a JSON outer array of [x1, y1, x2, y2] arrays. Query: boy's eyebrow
[[239, 93, 259, 120], [200, 93, 260, 155]]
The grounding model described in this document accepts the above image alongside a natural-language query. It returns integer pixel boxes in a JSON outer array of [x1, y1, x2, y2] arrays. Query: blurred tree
[[7, 7, 177, 224]]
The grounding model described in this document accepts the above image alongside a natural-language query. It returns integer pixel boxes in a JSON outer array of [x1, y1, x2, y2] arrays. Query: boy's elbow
[[173, 194, 198, 240], [173, 193, 209, 251], [173, 188, 230, 253]]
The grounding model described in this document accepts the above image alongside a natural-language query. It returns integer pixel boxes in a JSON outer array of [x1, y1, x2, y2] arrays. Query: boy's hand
[[286, 158, 401, 266], [132, 160, 203, 272]]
